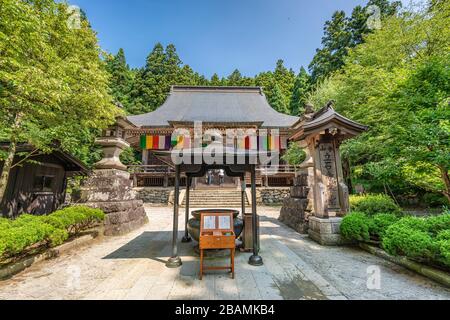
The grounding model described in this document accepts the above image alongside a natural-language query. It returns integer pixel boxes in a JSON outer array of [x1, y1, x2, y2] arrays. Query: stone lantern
[[80, 115, 148, 236], [290, 102, 368, 245], [94, 117, 132, 171]]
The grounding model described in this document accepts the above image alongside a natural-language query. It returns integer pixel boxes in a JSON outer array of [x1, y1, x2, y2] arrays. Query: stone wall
[[135, 187, 172, 204], [258, 188, 290, 205], [278, 174, 311, 234]]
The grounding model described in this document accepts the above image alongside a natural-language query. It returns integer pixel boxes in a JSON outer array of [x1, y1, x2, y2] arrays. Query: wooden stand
[[199, 212, 236, 280]]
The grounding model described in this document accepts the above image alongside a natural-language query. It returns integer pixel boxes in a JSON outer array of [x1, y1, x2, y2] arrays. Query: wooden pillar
[[249, 165, 263, 266], [182, 176, 192, 243], [166, 165, 182, 268], [142, 149, 148, 166], [241, 176, 246, 217]]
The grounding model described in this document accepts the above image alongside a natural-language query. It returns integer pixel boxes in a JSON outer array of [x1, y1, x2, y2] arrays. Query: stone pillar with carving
[[80, 117, 148, 236], [289, 103, 367, 245]]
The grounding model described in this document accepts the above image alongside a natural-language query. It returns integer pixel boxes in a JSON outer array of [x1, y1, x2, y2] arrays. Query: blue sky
[[70, 0, 406, 78]]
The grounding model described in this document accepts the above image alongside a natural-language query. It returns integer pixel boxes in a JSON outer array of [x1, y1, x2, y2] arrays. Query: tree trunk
[[342, 157, 353, 194], [0, 114, 21, 204], [439, 166, 450, 204], [0, 140, 17, 204]]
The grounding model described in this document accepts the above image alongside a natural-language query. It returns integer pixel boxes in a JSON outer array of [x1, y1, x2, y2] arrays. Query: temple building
[[125, 86, 300, 188]]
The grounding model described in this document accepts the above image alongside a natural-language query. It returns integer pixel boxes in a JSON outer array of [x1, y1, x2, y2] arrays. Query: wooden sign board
[[199, 212, 236, 280]]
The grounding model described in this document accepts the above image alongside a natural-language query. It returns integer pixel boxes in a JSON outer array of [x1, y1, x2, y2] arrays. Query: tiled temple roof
[[128, 86, 299, 128]]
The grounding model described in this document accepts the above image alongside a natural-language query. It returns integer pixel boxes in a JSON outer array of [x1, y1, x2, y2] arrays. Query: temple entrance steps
[[182, 189, 249, 208]]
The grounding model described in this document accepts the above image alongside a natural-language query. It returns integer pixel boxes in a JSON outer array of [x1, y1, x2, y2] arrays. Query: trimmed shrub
[[350, 194, 402, 216], [0, 218, 65, 258], [43, 206, 105, 235], [0, 206, 104, 262], [425, 214, 450, 236], [437, 230, 450, 241], [341, 212, 370, 242], [436, 240, 450, 267], [383, 221, 436, 260], [382, 217, 436, 261], [368, 214, 400, 239]]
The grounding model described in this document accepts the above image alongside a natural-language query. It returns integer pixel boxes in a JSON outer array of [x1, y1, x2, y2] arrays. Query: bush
[[350, 194, 402, 216], [340, 212, 370, 242], [425, 214, 450, 236], [422, 193, 449, 207], [382, 219, 436, 261], [0, 206, 104, 261], [436, 240, 450, 267], [437, 230, 450, 241], [43, 206, 105, 235], [0, 217, 66, 258], [368, 214, 400, 239]]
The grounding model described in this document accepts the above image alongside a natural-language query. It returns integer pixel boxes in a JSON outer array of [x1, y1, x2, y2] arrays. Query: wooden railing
[[127, 164, 296, 187], [127, 165, 175, 174]]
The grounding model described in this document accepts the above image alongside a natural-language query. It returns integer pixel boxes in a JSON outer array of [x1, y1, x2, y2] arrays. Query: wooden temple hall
[[125, 86, 300, 187], [114, 85, 367, 269]]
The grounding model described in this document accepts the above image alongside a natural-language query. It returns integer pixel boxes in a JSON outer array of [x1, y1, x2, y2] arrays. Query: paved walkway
[[0, 206, 449, 300]]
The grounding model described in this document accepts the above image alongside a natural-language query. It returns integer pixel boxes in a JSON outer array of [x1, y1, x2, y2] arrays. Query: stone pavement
[[0, 206, 449, 300]]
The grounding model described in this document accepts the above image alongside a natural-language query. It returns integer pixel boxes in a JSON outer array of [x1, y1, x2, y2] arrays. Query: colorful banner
[[140, 135, 172, 150], [140, 133, 287, 151]]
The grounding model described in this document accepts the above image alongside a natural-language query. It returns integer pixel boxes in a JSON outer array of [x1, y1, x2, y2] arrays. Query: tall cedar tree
[[290, 67, 311, 116], [269, 83, 289, 115], [106, 48, 133, 110], [309, 0, 402, 83]]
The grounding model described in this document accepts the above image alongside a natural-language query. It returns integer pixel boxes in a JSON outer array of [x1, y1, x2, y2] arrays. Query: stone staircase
[[182, 189, 249, 208]]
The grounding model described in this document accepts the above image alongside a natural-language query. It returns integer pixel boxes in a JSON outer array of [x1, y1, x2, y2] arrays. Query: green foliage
[[425, 214, 450, 236], [309, 0, 402, 83], [106, 48, 134, 111], [382, 220, 436, 260], [120, 147, 141, 166], [437, 230, 450, 241], [43, 206, 105, 234], [0, 206, 104, 261], [0, 0, 120, 195], [308, 2, 450, 202], [350, 194, 402, 216], [382, 216, 437, 258], [127, 43, 197, 114], [368, 213, 400, 239], [268, 83, 289, 114], [380, 213, 450, 267], [341, 212, 370, 242], [290, 67, 311, 115], [282, 143, 306, 168], [422, 193, 450, 208], [436, 240, 450, 267]]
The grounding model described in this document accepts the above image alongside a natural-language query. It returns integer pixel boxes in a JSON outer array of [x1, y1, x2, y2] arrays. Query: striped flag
[[140, 135, 146, 150], [158, 136, 166, 150], [146, 136, 153, 150]]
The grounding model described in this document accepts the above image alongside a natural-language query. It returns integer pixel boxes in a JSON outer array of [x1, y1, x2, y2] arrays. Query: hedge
[[350, 194, 402, 216], [0, 206, 104, 263], [341, 211, 450, 269], [340, 212, 370, 242]]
